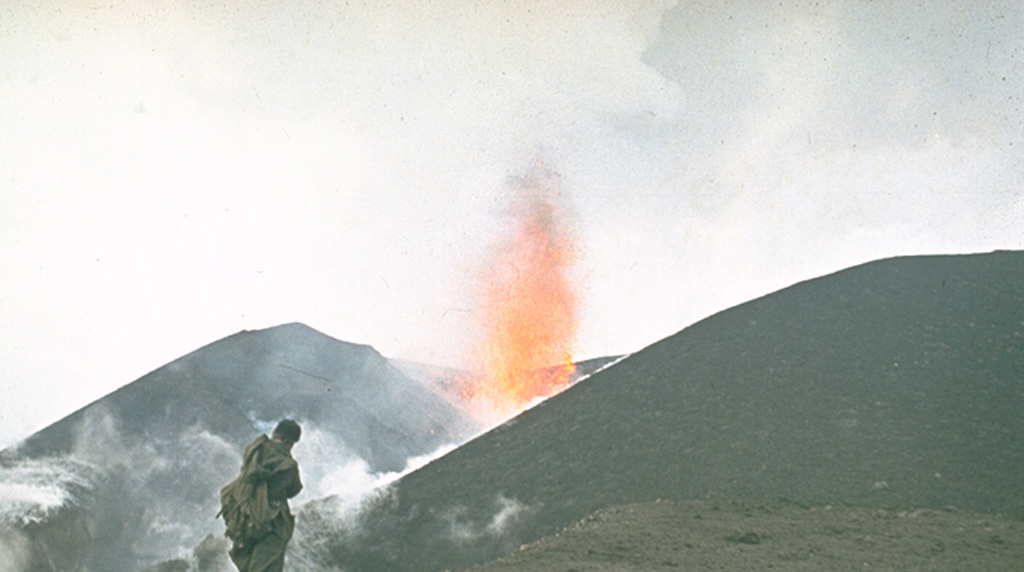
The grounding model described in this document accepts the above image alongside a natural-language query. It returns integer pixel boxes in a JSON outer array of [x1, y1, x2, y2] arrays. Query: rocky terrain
[[310, 251, 1024, 571], [461, 499, 1024, 571]]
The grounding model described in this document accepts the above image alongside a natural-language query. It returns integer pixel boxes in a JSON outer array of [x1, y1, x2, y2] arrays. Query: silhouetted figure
[[218, 420, 303, 572]]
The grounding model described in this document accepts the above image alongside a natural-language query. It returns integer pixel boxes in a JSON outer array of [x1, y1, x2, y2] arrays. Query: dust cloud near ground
[[461, 499, 1024, 572]]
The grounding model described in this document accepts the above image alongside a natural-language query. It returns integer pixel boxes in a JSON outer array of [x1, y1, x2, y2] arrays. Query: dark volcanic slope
[[11, 322, 473, 471], [322, 251, 1024, 571]]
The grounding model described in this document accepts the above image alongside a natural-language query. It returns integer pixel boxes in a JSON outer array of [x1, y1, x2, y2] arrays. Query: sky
[[1, 0, 1022, 449]]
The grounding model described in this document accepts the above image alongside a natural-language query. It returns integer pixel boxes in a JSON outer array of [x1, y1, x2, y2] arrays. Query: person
[[218, 419, 303, 572]]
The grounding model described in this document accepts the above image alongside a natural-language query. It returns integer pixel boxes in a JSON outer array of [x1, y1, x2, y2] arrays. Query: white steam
[[486, 495, 531, 536], [442, 494, 535, 544], [0, 528, 30, 572], [287, 441, 460, 569], [0, 458, 97, 527], [0, 456, 100, 572], [0, 405, 243, 570], [0, 404, 467, 571], [296, 435, 458, 515]]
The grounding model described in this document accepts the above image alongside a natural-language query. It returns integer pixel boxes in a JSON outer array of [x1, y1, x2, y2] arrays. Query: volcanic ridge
[[1, 250, 1022, 571], [305, 250, 1024, 571]]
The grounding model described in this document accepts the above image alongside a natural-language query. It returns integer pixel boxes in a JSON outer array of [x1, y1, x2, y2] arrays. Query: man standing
[[219, 419, 303, 572]]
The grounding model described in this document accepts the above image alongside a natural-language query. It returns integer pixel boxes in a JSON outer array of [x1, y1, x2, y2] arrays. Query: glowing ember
[[468, 165, 579, 416]]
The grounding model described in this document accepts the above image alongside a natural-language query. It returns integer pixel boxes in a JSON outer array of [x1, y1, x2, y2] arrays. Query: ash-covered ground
[[461, 499, 1024, 572]]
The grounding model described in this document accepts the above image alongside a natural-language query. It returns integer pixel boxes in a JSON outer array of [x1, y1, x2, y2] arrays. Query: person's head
[[271, 419, 302, 446]]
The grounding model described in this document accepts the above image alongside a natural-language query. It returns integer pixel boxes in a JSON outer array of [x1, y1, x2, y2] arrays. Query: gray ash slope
[[1, 322, 478, 571], [318, 251, 1024, 572], [11, 322, 474, 472]]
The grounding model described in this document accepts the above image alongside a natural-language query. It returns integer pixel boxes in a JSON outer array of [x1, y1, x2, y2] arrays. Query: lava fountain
[[467, 165, 580, 417]]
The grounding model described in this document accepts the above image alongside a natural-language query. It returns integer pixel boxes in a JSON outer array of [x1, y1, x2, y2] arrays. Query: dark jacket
[[219, 435, 303, 550]]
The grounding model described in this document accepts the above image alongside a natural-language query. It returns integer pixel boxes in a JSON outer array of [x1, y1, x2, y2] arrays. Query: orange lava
[[468, 167, 579, 416]]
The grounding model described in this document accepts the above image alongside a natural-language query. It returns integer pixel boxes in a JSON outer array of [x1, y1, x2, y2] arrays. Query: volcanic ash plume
[[467, 166, 580, 418]]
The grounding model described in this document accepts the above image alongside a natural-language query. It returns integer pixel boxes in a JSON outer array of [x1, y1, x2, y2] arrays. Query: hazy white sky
[[2, 0, 1021, 448]]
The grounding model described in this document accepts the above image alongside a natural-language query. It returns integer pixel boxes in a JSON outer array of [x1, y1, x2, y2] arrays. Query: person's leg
[[245, 532, 287, 572], [229, 542, 253, 571]]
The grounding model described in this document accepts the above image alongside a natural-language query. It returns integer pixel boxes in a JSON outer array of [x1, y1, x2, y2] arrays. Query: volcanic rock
[[12, 322, 475, 470], [316, 251, 1024, 571], [462, 499, 1024, 571]]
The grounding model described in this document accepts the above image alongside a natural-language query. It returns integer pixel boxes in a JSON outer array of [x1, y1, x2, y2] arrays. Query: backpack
[[217, 437, 276, 549], [219, 478, 273, 549]]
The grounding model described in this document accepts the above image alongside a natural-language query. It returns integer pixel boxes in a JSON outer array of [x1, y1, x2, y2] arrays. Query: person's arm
[[284, 467, 303, 499]]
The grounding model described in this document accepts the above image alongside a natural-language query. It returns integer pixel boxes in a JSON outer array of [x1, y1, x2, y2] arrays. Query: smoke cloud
[[0, 405, 240, 570], [0, 456, 100, 572], [485, 495, 532, 537], [288, 442, 460, 569], [0, 457, 97, 527], [0, 402, 467, 571], [0, 528, 30, 572], [433, 493, 537, 565]]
